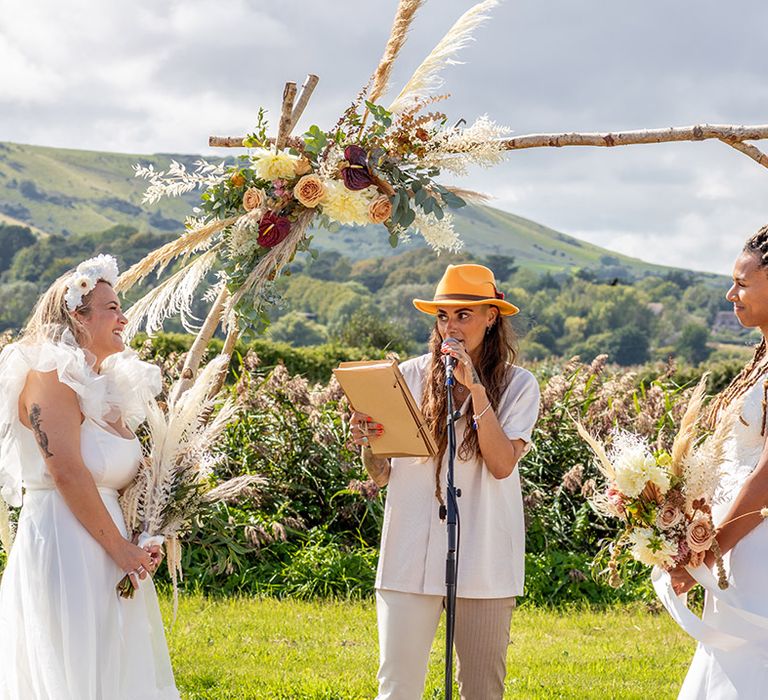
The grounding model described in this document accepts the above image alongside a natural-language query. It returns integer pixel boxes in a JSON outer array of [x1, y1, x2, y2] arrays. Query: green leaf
[[400, 207, 416, 228]]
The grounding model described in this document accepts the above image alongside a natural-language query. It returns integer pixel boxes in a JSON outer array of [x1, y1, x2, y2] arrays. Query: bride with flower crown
[[0, 255, 179, 699]]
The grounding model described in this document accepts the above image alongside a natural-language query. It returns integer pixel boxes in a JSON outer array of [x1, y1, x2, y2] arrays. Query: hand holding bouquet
[[577, 374, 732, 589], [117, 354, 262, 613]]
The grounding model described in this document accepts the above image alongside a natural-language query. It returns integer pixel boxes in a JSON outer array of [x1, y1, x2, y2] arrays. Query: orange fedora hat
[[413, 264, 519, 316]]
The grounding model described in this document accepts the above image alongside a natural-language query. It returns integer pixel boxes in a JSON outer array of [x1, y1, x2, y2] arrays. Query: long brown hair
[[421, 311, 518, 505], [706, 225, 768, 428]]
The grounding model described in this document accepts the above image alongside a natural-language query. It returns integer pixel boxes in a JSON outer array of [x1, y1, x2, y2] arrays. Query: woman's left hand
[[669, 565, 696, 596], [441, 338, 479, 389]]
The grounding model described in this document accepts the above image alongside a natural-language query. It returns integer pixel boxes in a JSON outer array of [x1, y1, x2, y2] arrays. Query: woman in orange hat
[[350, 263, 540, 700]]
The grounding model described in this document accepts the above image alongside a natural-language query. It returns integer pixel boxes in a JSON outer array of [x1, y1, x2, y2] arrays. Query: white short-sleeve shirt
[[375, 353, 541, 599]]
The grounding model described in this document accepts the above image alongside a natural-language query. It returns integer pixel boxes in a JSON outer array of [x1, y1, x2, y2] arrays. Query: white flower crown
[[64, 254, 120, 312]]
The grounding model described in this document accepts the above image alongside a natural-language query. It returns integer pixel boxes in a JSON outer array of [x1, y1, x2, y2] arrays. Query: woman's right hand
[[349, 410, 384, 448], [112, 540, 154, 588]]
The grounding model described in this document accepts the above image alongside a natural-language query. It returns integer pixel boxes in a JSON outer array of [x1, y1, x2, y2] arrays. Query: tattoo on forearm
[[29, 404, 54, 458], [471, 367, 482, 386]]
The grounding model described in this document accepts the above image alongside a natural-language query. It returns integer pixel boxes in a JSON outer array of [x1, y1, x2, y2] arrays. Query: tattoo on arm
[[471, 366, 482, 386], [29, 404, 54, 458]]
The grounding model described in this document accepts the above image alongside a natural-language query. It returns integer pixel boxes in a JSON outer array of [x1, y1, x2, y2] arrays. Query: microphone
[[442, 337, 459, 383]]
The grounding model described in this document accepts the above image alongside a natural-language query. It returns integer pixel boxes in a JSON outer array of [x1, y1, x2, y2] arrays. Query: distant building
[[647, 302, 664, 316]]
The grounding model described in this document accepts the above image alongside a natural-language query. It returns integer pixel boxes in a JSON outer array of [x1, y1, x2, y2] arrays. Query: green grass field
[[163, 596, 695, 699]]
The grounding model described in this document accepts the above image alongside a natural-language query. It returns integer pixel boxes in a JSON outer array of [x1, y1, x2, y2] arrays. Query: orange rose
[[294, 156, 312, 176], [242, 187, 264, 212], [294, 174, 325, 208], [368, 195, 393, 224], [230, 173, 246, 187], [686, 515, 715, 553]]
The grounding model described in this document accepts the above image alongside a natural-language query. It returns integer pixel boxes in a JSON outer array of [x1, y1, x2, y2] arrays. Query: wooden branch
[[171, 286, 229, 403], [208, 135, 305, 149], [499, 124, 768, 150], [290, 74, 319, 132], [719, 138, 768, 169], [275, 82, 297, 151], [209, 121, 768, 171]]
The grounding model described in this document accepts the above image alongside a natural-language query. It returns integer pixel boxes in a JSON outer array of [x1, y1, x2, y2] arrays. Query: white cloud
[[1, 0, 767, 275]]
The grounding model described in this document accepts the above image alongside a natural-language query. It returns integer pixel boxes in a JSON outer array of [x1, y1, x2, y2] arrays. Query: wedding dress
[[0, 335, 179, 700], [655, 375, 768, 699]]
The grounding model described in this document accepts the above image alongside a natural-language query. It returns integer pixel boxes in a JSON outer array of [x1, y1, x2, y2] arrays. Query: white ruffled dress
[[0, 335, 179, 700], [654, 376, 768, 699]]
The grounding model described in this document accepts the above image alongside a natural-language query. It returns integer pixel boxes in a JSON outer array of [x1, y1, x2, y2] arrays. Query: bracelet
[[472, 402, 492, 430]]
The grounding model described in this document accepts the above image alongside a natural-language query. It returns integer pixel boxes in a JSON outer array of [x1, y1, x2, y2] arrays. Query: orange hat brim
[[412, 297, 519, 316]]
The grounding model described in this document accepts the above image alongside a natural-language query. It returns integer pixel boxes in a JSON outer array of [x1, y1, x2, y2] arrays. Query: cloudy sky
[[2, 0, 767, 274]]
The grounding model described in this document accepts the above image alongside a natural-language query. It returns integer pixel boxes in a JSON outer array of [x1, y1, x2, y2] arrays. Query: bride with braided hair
[[0, 255, 178, 699], [668, 225, 768, 698]]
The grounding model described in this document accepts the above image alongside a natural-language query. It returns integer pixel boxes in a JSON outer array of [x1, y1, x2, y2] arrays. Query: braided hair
[[706, 225, 768, 430]]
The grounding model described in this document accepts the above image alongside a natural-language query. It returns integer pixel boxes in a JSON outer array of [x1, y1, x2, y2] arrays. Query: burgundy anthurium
[[258, 211, 291, 248], [340, 145, 374, 191]]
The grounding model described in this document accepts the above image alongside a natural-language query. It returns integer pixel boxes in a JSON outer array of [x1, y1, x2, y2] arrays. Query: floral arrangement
[[120, 0, 508, 339], [117, 354, 262, 612], [63, 254, 119, 312], [577, 375, 734, 589]]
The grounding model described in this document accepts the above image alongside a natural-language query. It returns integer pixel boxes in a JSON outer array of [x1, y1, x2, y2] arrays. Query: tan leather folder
[[333, 359, 437, 458]]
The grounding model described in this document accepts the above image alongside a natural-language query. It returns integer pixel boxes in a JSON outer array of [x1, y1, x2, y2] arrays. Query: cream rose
[[686, 515, 715, 553], [368, 195, 393, 224], [656, 503, 683, 530], [242, 187, 264, 212], [294, 175, 325, 208]]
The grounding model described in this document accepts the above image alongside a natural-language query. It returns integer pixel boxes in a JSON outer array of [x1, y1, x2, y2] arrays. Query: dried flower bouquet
[[577, 375, 733, 589], [117, 355, 261, 612]]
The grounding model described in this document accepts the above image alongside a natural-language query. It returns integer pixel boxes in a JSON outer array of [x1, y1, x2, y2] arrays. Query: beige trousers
[[375, 589, 516, 700]]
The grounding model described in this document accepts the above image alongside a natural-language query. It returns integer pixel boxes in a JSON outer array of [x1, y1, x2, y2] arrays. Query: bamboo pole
[[171, 286, 229, 403], [207, 326, 240, 400]]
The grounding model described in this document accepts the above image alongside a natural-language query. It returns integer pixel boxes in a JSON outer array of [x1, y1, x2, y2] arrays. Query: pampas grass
[[388, 0, 499, 113], [575, 421, 616, 480], [118, 354, 262, 614], [123, 246, 221, 339], [368, 0, 425, 104], [116, 217, 236, 293], [670, 373, 708, 477]]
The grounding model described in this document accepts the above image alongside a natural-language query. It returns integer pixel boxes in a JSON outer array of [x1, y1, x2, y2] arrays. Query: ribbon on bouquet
[[138, 531, 165, 549], [652, 564, 768, 651]]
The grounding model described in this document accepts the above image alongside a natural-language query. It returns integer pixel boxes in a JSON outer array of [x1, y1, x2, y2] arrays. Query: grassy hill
[[0, 141, 722, 283]]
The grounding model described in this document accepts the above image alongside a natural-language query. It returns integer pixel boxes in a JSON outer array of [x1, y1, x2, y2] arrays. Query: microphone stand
[[441, 359, 461, 700]]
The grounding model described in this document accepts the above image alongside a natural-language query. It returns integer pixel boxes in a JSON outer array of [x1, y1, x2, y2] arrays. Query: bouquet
[[577, 375, 733, 589], [118, 354, 262, 613]]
